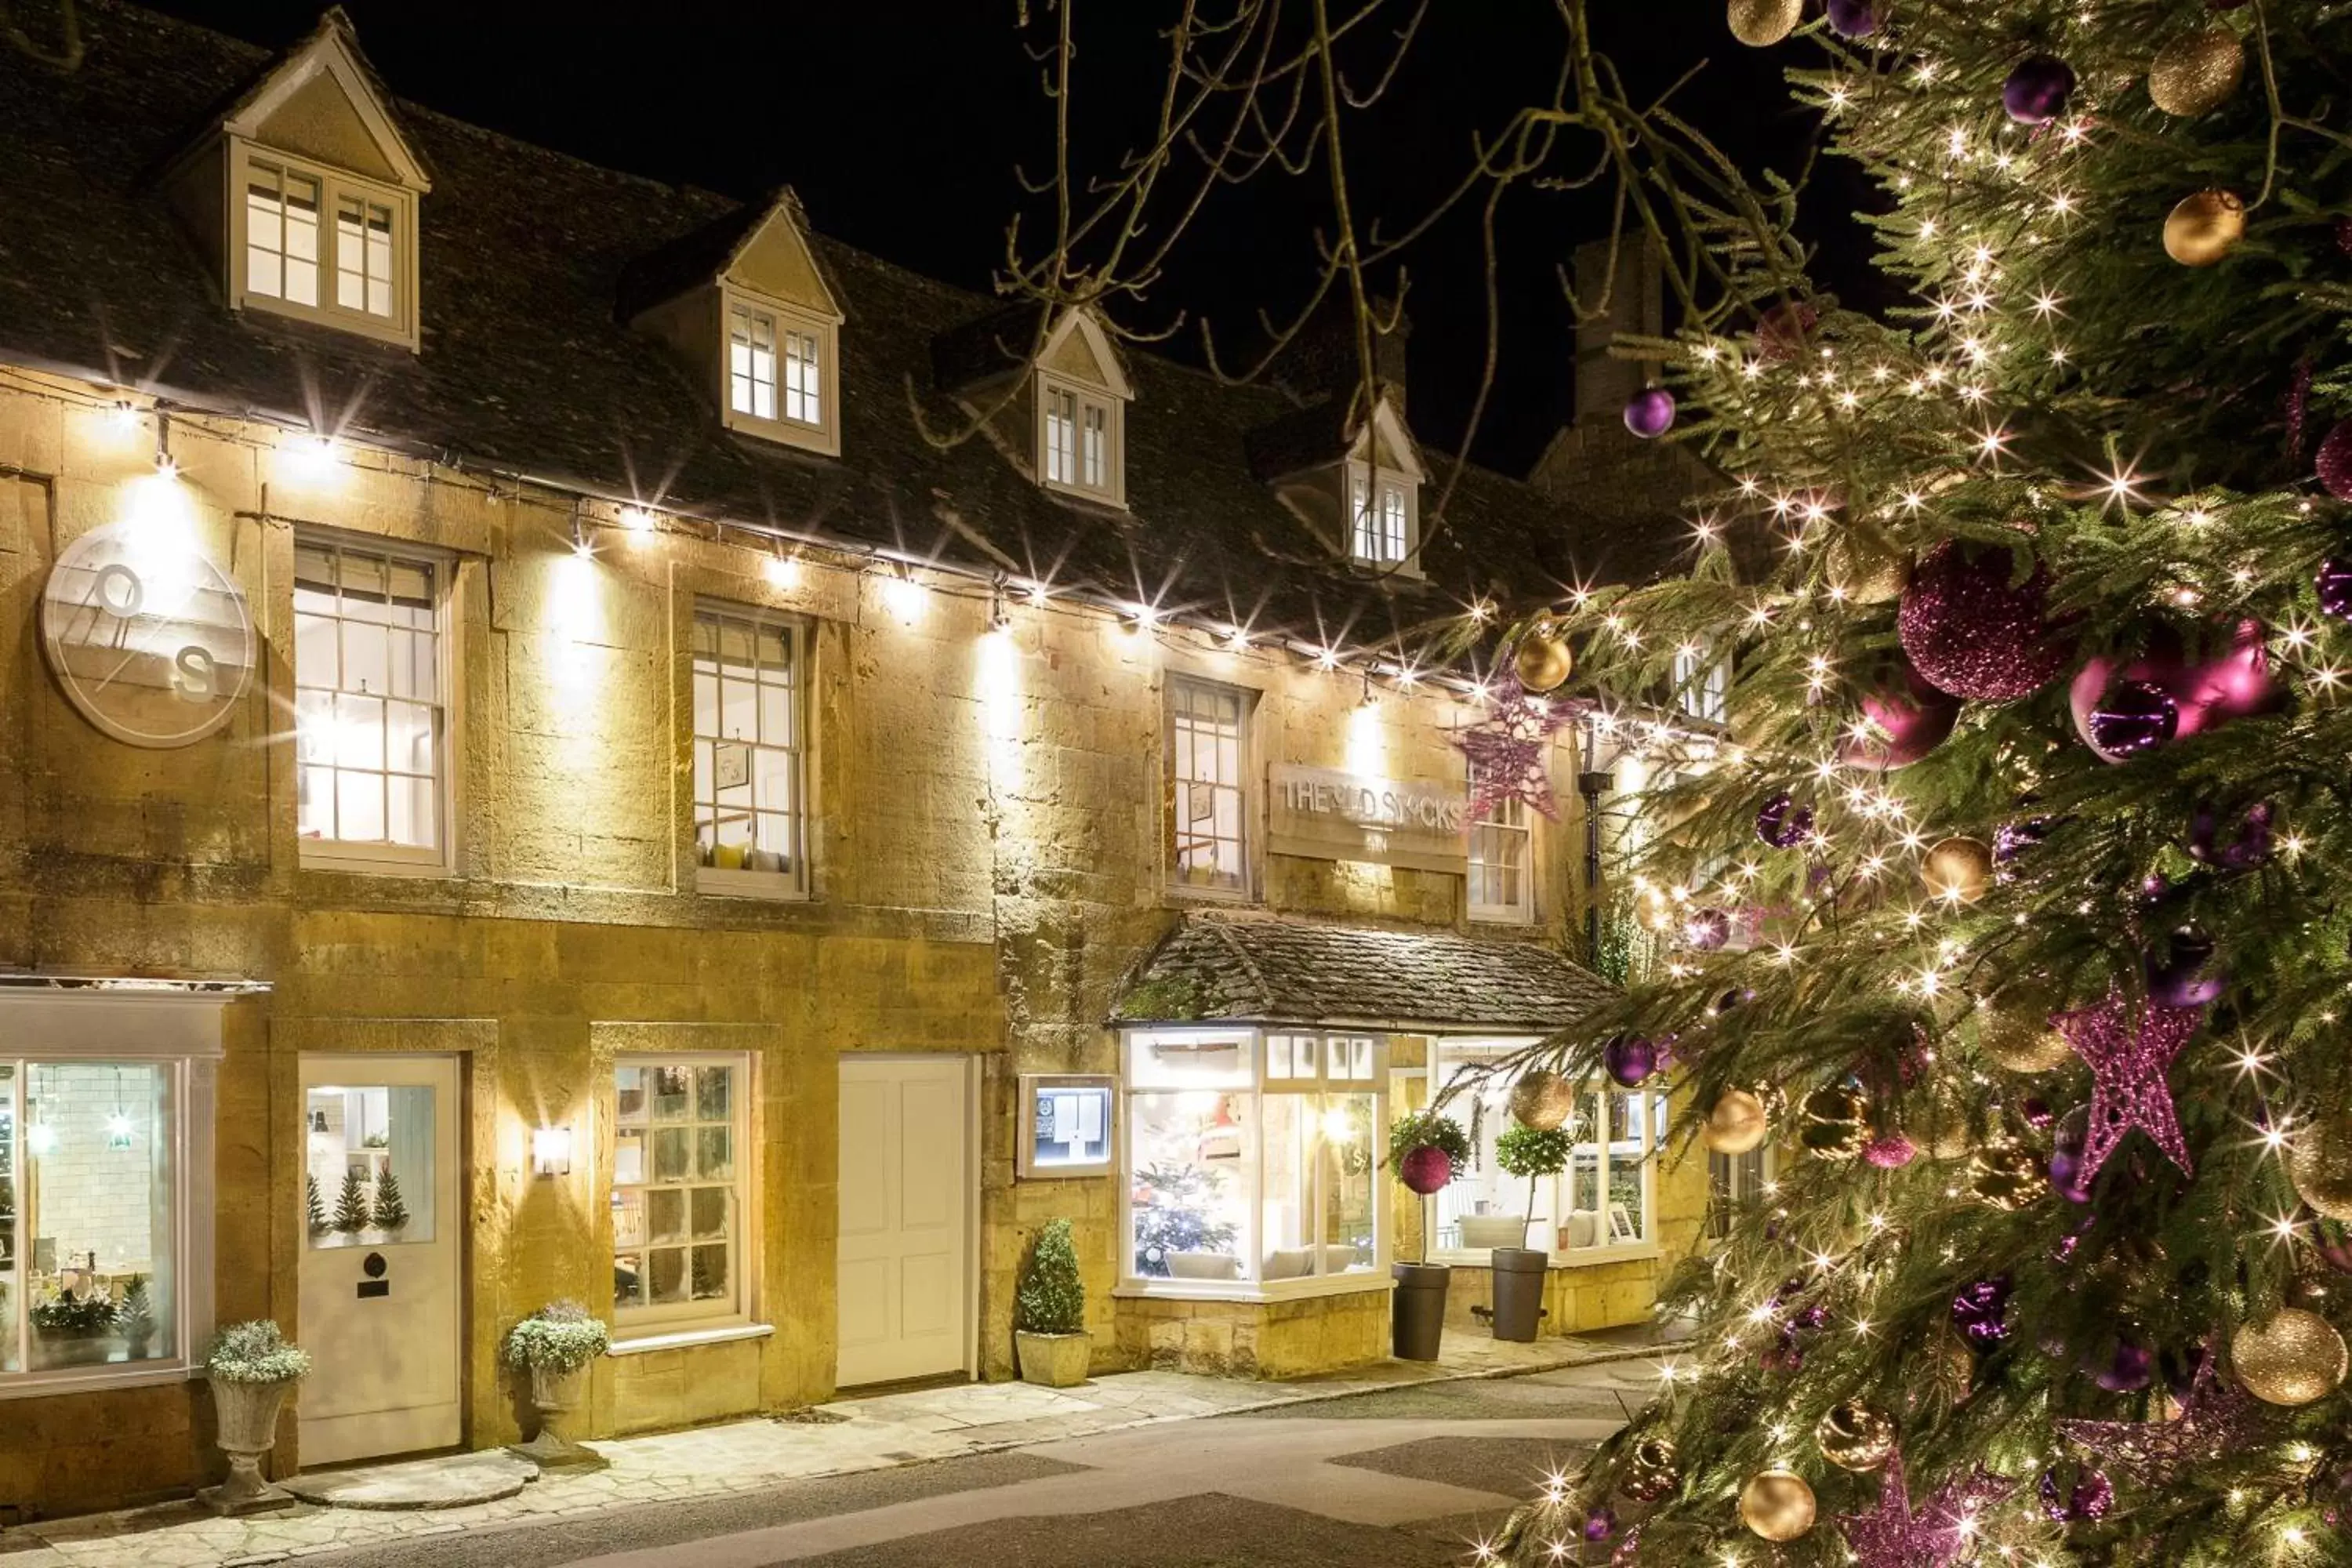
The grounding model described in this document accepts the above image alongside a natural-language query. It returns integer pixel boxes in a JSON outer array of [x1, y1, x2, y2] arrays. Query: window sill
[[695, 868, 812, 901], [1162, 883, 1255, 907], [1466, 908, 1536, 927], [0, 1362, 194, 1402], [1112, 1272, 1392, 1306], [299, 845, 452, 880], [1428, 1243, 1661, 1270], [607, 1322, 775, 1357]]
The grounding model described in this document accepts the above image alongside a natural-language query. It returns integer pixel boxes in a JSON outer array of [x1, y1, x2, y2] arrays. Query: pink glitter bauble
[[1898, 541, 2074, 702], [2318, 420, 2352, 500], [1399, 1145, 1454, 1196], [2070, 620, 2285, 761], [1863, 1134, 1918, 1168], [1838, 655, 1962, 771]]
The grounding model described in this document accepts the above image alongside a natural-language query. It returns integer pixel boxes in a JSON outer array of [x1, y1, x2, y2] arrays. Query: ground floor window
[[1123, 1029, 1386, 1293], [1428, 1038, 1661, 1261], [612, 1056, 750, 1331]]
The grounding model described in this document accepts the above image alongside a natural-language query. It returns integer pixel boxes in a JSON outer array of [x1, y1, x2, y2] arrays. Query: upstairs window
[[1346, 463, 1417, 567], [1673, 641, 1730, 724], [728, 306, 779, 423], [1167, 677, 1251, 896], [245, 161, 321, 307], [1468, 786, 1534, 924], [1039, 376, 1122, 503], [691, 604, 809, 898], [719, 292, 838, 455], [234, 150, 412, 342]]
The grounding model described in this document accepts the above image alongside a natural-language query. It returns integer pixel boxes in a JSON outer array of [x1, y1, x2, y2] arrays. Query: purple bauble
[[2071, 621, 2282, 761], [1603, 1034, 1658, 1088], [1623, 387, 1676, 439], [1994, 815, 2053, 862], [1838, 655, 1963, 771], [2039, 1466, 2114, 1523], [2319, 559, 2352, 622], [2020, 1095, 2055, 1131], [2094, 1335, 2156, 1392], [1755, 791, 1814, 849], [2145, 925, 2224, 1007], [2051, 1107, 2094, 1203], [2081, 678, 2180, 759], [1399, 1145, 1454, 1196], [1826, 0, 1879, 37], [2187, 800, 2273, 870], [1582, 1506, 1617, 1543], [1683, 908, 1731, 951], [2320, 421, 2352, 500], [1863, 1133, 1917, 1168], [1898, 541, 2074, 702], [1951, 1276, 2013, 1349], [2004, 56, 2075, 124]]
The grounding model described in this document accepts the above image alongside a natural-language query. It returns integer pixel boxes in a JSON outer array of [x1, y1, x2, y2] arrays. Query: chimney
[[1572, 234, 1664, 424]]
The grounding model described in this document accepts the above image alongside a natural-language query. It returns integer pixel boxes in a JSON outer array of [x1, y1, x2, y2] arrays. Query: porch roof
[[1112, 913, 1614, 1035]]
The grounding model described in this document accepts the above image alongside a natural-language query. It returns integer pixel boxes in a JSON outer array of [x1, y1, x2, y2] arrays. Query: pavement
[[3, 1332, 1672, 1568]]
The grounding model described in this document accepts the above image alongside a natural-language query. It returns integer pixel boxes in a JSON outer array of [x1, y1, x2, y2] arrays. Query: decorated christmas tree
[[332, 1166, 372, 1236], [306, 1174, 327, 1236], [1488, 3, 2352, 1564], [372, 1170, 410, 1234]]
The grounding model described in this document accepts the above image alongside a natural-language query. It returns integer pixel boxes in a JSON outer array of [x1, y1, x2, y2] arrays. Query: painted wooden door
[[835, 1056, 970, 1388], [296, 1054, 463, 1465]]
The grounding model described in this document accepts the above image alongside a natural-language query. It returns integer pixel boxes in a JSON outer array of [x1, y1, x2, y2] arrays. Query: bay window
[[1428, 1037, 1660, 1261], [612, 1057, 750, 1331], [1122, 1029, 1387, 1296]]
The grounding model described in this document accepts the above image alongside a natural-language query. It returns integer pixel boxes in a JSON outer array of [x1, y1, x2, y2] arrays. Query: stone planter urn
[[511, 1362, 601, 1468], [1014, 1330, 1091, 1388], [201, 1377, 296, 1515]]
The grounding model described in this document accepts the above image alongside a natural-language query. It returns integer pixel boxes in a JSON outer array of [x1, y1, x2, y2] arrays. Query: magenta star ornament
[[1454, 673, 1572, 820], [2055, 1350, 2263, 1490], [1838, 1451, 2012, 1568], [2051, 987, 2202, 1182]]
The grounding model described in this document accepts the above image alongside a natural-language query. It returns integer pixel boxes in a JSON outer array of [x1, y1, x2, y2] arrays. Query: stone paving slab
[[3, 1330, 1668, 1568], [281, 1452, 538, 1511]]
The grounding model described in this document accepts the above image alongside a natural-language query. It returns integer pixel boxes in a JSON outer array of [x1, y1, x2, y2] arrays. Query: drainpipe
[[1575, 715, 1614, 966]]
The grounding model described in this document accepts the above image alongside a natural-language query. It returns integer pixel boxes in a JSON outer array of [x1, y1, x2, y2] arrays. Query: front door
[[297, 1054, 463, 1465], [836, 1055, 970, 1388]]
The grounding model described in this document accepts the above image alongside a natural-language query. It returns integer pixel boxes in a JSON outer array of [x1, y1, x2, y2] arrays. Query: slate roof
[[0, 2, 1700, 661], [1112, 913, 1615, 1033]]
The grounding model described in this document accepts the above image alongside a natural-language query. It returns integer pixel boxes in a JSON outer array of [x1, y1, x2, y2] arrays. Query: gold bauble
[[2290, 1117, 2352, 1222], [1815, 1399, 1897, 1472], [1727, 0, 1803, 47], [1509, 1069, 1576, 1132], [2149, 27, 2246, 118], [1703, 1088, 1771, 1155], [1906, 1081, 1976, 1161], [2165, 189, 2246, 267], [2231, 1308, 2349, 1406], [1739, 1468, 1817, 1542], [1976, 988, 2074, 1074], [1921, 836, 1994, 906], [1827, 532, 1911, 604], [1514, 625, 1574, 693], [1969, 1137, 2049, 1211], [1909, 1325, 1975, 1410], [1619, 1436, 1681, 1503], [1799, 1083, 1870, 1161]]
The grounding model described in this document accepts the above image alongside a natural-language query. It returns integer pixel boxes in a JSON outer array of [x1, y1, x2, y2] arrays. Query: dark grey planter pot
[[1390, 1261, 1451, 1361]]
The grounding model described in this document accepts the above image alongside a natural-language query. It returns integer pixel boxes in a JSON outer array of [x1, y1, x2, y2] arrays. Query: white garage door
[[836, 1056, 971, 1388]]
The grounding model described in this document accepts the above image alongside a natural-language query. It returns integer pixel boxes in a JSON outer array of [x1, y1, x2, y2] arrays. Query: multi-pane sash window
[[1350, 473, 1410, 564], [1674, 641, 1730, 724], [691, 607, 807, 895], [612, 1058, 748, 1329], [293, 538, 445, 861], [729, 306, 779, 423], [1167, 677, 1249, 894], [782, 328, 822, 426], [1044, 389, 1079, 485], [1083, 404, 1109, 489], [1040, 380, 1120, 499], [245, 160, 321, 308], [334, 196, 395, 318], [1468, 785, 1533, 923]]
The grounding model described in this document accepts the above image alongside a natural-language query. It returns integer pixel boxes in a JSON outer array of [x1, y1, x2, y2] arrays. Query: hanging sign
[[1267, 764, 1469, 873], [41, 515, 255, 747]]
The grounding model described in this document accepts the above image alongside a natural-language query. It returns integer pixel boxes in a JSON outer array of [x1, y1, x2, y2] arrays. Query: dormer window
[[1041, 379, 1119, 499], [1348, 464, 1414, 565], [240, 155, 405, 329], [720, 289, 837, 449]]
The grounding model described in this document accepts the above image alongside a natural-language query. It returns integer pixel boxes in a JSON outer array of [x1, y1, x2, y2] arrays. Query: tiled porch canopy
[[1112, 913, 1615, 1033]]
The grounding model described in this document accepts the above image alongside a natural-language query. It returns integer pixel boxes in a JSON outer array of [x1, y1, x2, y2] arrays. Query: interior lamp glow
[[27, 1122, 55, 1155], [532, 1124, 573, 1178], [107, 1112, 135, 1150]]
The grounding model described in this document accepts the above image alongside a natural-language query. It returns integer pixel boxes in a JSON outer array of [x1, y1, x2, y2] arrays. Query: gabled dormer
[[165, 9, 430, 350], [1247, 393, 1427, 576], [620, 192, 845, 457], [1032, 310, 1132, 506]]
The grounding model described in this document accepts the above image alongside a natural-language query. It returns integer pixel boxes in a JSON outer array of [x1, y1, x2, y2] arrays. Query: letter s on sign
[[173, 644, 217, 702]]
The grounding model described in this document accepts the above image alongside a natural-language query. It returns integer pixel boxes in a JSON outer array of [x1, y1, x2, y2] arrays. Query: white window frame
[[718, 285, 840, 456], [292, 530, 455, 877], [610, 1052, 756, 1338], [1467, 781, 1536, 926], [1709, 1144, 1779, 1240], [0, 990, 221, 1402], [227, 140, 419, 350], [690, 602, 811, 901], [1036, 372, 1125, 506], [1165, 675, 1254, 900], [1674, 641, 1730, 725], [1425, 1037, 1660, 1268], [1114, 1028, 1389, 1304], [1345, 460, 1419, 569]]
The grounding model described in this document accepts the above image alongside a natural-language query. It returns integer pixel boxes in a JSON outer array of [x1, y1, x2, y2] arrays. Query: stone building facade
[[0, 2, 1708, 1519]]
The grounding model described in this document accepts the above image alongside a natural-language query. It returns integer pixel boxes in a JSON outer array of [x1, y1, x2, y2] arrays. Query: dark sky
[[143, 1, 1878, 477]]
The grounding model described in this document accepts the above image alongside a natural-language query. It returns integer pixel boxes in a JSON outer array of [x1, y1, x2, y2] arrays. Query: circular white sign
[[41, 517, 256, 747]]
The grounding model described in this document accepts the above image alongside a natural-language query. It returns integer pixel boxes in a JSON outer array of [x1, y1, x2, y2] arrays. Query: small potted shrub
[[116, 1274, 158, 1359], [503, 1301, 608, 1466], [201, 1321, 309, 1515], [1013, 1218, 1090, 1387], [1387, 1110, 1472, 1361], [1487, 1123, 1573, 1342]]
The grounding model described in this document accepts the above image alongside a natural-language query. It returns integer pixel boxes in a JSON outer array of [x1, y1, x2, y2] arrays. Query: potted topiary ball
[[503, 1301, 609, 1467], [1387, 1110, 1472, 1361], [201, 1321, 310, 1515], [1014, 1217, 1090, 1387], [1488, 1122, 1573, 1342]]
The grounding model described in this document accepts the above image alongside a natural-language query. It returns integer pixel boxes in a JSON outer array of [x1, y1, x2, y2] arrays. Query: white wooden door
[[836, 1056, 971, 1388], [296, 1054, 463, 1465]]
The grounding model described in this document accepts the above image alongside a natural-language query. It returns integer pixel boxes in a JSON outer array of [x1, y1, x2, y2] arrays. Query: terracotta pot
[[1014, 1330, 1091, 1388], [202, 1377, 296, 1515]]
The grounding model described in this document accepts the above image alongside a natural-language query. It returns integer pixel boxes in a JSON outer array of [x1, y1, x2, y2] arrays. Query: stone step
[[282, 1450, 540, 1511]]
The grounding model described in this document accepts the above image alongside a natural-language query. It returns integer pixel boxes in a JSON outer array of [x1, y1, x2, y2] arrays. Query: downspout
[[1575, 714, 1614, 967]]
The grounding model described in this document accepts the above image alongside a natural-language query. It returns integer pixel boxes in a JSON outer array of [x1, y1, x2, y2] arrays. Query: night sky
[[142, 2, 1882, 477]]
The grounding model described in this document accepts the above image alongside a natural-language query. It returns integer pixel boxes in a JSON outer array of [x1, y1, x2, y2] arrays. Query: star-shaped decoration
[[1838, 1451, 2013, 1568], [1453, 673, 1572, 820], [2051, 986, 2202, 1183], [2056, 1350, 2264, 1490]]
